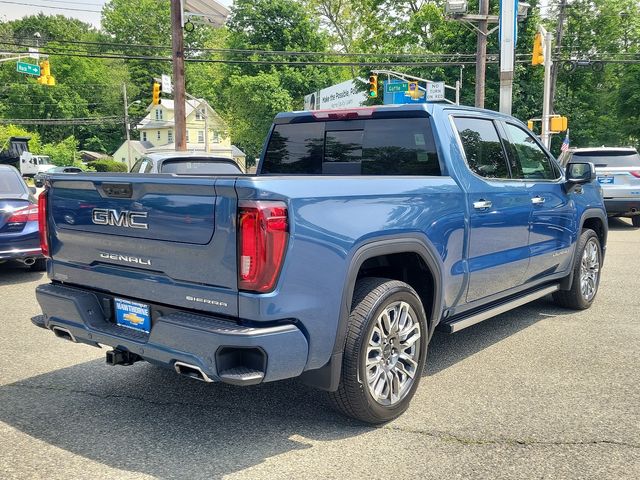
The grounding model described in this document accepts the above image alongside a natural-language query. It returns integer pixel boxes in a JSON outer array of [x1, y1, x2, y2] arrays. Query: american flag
[[561, 130, 570, 152]]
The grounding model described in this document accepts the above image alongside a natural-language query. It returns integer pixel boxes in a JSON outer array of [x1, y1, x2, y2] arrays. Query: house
[[112, 99, 246, 170], [112, 140, 153, 167], [80, 150, 110, 163]]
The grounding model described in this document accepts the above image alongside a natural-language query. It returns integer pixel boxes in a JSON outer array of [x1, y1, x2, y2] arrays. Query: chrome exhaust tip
[[174, 361, 213, 382], [51, 326, 76, 343], [19, 257, 36, 266]]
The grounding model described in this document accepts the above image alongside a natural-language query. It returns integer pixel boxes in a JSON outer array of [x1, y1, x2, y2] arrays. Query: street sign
[[161, 74, 173, 95], [426, 82, 445, 101], [16, 62, 40, 76], [28, 47, 39, 60], [385, 82, 409, 93]]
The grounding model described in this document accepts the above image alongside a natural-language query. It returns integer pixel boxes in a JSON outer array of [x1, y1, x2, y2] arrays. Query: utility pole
[[122, 83, 133, 169], [475, 0, 489, 108], [540, 26, 554, 149], [549, 0, 568, 115], [171, 0, 187, 151]]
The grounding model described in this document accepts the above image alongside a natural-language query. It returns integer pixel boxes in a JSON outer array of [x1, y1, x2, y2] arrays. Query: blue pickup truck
[[33, 104, 607, 423]]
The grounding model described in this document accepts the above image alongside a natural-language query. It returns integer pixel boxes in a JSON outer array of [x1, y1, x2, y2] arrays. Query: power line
[[0, 1, 102, 13], [0, 116, 125, 125], [35, 0, 105, 6]]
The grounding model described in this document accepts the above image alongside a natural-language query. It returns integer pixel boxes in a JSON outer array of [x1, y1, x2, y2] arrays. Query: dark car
[[34, 166, 84, 188], [0, 165, 45, 270], [130, 152, 243, 175]]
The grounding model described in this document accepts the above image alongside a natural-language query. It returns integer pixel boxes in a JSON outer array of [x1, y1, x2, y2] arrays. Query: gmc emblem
[[91, 208, 148, 229]]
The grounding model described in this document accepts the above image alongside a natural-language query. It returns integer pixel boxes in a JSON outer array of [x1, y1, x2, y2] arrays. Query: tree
[[225, 73, 293, 162]]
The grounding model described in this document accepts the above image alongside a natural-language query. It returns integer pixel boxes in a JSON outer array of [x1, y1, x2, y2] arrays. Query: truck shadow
[[0, 262, 46, 286], [426, 296, 575, 376], [0, 361, 367, 479], [0, 296, 576, 478]]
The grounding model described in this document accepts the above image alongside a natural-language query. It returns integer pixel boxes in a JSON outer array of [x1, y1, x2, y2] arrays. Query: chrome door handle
[[531, 196, 545, 205], [473, 200, 492, 210]]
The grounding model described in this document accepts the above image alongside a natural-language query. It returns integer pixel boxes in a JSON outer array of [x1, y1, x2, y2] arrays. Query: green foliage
[[91, 159, 128, 172], [225, 72, 293, 161], [40, 136, 80, 167], [0, 125, 42, 153]]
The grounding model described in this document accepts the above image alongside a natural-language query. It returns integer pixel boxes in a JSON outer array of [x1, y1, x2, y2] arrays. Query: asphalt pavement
[[1, 219, 638, 479]]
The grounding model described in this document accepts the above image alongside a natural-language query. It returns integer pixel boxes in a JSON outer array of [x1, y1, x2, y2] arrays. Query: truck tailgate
[[46, 174, 239, 316]]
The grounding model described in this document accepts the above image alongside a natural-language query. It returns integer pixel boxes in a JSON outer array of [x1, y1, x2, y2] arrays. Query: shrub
[[91, 159, 128, 172]]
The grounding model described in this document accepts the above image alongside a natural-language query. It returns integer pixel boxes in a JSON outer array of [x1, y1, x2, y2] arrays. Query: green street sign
[[385, 82, 409, 93], [16, 61, 40, 76]]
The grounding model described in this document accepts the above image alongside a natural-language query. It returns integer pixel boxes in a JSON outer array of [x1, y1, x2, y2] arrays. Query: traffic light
[[368, 75, 378, 98], [549, 116, 568, 132], [532, 32, 544, 66], [37, 60, 55, 86], [527, 120, 534, 131], [152, 82, 161, 105]]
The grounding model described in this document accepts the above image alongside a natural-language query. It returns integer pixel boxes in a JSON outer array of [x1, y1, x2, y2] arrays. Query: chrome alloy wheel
[[580, 238, 600, 301], [365, 301, 421, 406]]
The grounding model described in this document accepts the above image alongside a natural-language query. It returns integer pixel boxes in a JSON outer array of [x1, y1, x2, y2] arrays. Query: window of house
[[157, 130, 161, 141], [453, 117, 510, 179], [142, 131, 147, 142], [212, 131, 220, 143], [198, 130, 204, 143], [196, 108, 205, 120], [168, 129, 173, 143], [155, 108, 163, 120]]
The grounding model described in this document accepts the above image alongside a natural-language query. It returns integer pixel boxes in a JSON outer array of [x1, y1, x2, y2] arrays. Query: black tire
[[30, 258, 47, 272], [328, 277, 428, 424], [553, 229, 601, 310], [631, 216, 640, 228]]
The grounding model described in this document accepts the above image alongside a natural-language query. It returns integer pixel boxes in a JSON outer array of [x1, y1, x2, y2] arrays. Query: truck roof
[[275, 102, 519, 124]]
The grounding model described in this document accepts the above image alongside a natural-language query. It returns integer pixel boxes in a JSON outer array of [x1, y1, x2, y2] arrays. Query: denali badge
[[92, 208, 148, 229], [99, 252, 151, 266]]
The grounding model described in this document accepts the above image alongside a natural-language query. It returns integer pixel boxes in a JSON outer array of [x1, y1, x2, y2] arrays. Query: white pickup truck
[[19, 152, 55, 177]]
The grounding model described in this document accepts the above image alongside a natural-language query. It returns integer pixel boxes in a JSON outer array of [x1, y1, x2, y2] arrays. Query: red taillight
[[238, 201, 288, 293], [7, 205, 39, 223], [38, 190, 49, 257], [630, 171, 640, 178]]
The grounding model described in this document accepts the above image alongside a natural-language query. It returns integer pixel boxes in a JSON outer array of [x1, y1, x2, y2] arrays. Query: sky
[[0, 0, 234, 29]]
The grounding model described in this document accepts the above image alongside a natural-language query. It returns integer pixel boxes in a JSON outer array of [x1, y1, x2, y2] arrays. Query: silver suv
[[558, 147, 640, 227]]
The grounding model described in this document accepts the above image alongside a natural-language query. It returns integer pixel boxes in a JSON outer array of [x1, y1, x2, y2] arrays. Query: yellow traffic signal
[[152, 82, 161, 105], [368, 75, 378, 98], [532, 33, 544, 66], [550, 116, 568, 132], [527, 120, 534, 131], [37, 60, 55, 86]]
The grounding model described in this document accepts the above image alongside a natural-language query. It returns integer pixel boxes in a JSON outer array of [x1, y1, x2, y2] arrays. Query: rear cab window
[[260, 118, 441, 176]]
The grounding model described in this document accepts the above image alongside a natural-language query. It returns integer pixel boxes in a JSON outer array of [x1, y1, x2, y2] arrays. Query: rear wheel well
[[357, 252, 435, 324]]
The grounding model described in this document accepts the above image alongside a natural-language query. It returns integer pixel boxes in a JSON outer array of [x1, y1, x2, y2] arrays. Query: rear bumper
[[604, 198, 640, 216], [35, 283, 309, 384], [0, 246, 42, 261]]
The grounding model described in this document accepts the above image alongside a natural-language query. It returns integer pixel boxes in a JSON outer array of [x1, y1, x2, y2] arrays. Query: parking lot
[[0, 220, 638, 480]]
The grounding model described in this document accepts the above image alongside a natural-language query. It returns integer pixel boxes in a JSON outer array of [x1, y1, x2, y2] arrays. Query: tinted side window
[[262, 119, 440, 176], [453, 117, 509, 178], [503, 123, 558, 180]]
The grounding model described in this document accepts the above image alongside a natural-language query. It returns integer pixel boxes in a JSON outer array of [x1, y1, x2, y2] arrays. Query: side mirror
[[566, 162, 595, 185], [28, 186, 37, 195]]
